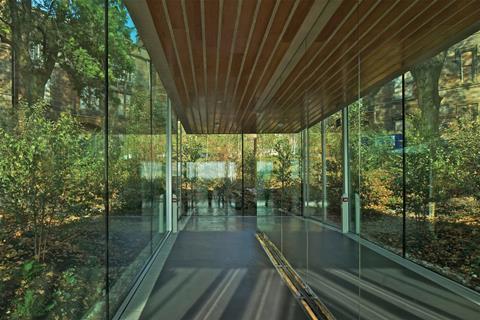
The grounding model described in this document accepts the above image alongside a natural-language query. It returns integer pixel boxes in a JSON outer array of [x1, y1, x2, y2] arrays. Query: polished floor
[[139, 216, 306, 320], [258, 216, 480, 320], [136, 215, 480, 320]]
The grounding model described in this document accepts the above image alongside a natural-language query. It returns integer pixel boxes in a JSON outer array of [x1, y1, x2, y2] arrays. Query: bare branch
[[0, 15, 12, 27], [0, 32, 12, 45]]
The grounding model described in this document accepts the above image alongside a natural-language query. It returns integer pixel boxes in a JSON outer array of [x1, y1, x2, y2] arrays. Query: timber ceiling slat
[[304, 0, 480, 127], [235, 0, 300, 132], [229, 0, 315, 133], [138, 0, 480, 133], [265, 0, 480, 133], [214, 0, 242, 130], [260, 0, 356, 108], [146, 0, 198, 131], [264, 0, 416, 132], [245, 0, 336, 130], [233, 1, 286, 129], [211, 0, 223, 134], [364, 1, 480, 92], [219, 0, 258, 133], [184, 0, 205, 133], [259, 0, 371, 132], [227, 0, 270, 133], [180, 0, 200, 132], [216, 0, 242, 134], [308, 0, 448, 108]]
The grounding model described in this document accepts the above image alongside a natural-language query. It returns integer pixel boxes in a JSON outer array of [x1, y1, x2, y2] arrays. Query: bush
[[0, 102, 103, 262], [11, 261, 53, 319]]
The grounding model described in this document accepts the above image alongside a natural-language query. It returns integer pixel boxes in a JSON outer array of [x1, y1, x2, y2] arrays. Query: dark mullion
[[103, 0, 110, 318], [149, 61, 154, 255], [241, 133, 245, 216], [402, 73, 407, 258]]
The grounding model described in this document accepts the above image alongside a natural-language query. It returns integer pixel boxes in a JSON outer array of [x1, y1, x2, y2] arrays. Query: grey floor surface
[[258, 216, 480, 320], [137, 215, 480, 320], [139, 216, 307, 320]]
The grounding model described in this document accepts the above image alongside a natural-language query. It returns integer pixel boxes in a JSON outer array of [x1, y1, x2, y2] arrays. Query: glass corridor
[[1, 1, 480, 319]]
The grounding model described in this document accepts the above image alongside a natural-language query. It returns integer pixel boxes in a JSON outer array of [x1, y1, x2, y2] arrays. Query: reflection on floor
[[135, 215, 480, 320], [187, 201, 275, 216], [258, 216, 480, 320], [139, 216, 306, 320]]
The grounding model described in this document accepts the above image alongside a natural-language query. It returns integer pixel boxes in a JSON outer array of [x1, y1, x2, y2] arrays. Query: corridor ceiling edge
[[125, 0, 480, 134]]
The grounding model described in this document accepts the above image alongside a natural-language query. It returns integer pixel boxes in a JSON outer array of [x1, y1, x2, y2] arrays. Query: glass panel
[[243, 134, 258, 215], [182, 134, 242, 215], [255, 134, 302, 216], [171, 112, 178, 219], [0, 1, 106, 318], [324, 111, 343, 227], [179, 125, 189, 219], [108, 43, 153, 313], [352, 77, 404, 254], [406, 30, 480, 293], [306, 121, 325, 221], [151, 70, 168, 247]]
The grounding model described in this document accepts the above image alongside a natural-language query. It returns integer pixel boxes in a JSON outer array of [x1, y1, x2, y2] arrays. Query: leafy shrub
[[0, 102, 103, 261], [11, 261, 53, 319]]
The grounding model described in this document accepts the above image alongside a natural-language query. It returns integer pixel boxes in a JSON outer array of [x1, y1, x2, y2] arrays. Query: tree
[[0, 0, 134, 107], [272, 138, 296, 212], [182, 136, 203, 209], [411, 52, 447, 138], [0, 102, 103, 262]]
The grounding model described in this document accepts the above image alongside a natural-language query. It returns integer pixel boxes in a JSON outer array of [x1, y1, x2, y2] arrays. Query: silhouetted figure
[[217, 185, 225, 208], [264, 189, 270, 207], [207, 188, 213, 207]]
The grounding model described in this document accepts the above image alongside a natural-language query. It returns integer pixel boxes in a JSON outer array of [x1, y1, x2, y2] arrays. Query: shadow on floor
[[139, 216, 306, 320]]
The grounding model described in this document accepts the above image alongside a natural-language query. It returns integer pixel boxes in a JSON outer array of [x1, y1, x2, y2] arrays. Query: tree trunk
[[411, 52, 446, 222], [411, 52, 446, 139], [9, 0, 58, 106]]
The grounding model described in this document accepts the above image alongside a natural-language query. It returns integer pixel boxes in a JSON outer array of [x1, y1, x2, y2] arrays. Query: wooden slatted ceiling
[[140, 0, 480, 134]]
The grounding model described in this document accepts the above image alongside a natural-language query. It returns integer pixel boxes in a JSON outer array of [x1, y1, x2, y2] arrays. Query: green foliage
[[272, 139, 295, 189], [406, 111, 480, 216], [21, 260, 43, 281], [271, 138, 300, 212], [0, 0, 134, 105], [182, 137, 203, 164], [0, 102, 103, 260], [348, 102, 403, 215], [11, 265, 54, 320], [13, 289, 45, 319]]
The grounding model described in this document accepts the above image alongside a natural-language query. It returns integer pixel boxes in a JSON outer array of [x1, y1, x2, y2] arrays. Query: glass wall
[[324, 112, 343, 227], [0, 1, 170, 318], [349, 77, 404, 254], [181, 134, 243, 215], [0, 1, 107, 318], [305, 113, 344, 228], [345, 30, 480, 293], [171, 112, 179, 221], [108, 45, 151, 315], [179, 133, 302, 216], [298, 27, 480, 306], [405, 31, 480, 291], [151, 70, 168, 247], [296, 29, 480, 319], [255, 134, 302, 216], [305, 122, 325, 219]]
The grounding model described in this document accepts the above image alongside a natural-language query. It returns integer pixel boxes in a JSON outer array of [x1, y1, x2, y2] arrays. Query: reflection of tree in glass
[[272, 139, 297, 213], [0, 0, 134, 107]]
